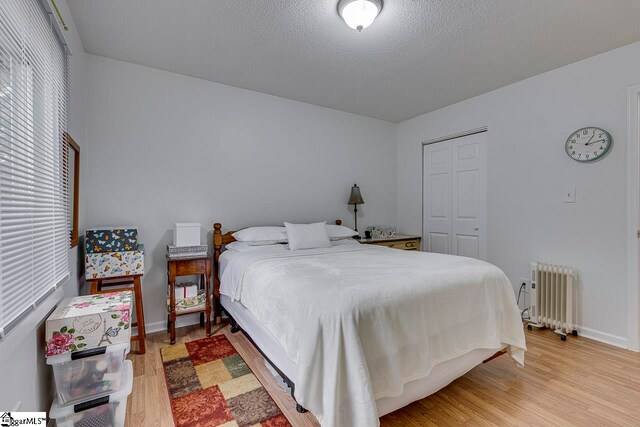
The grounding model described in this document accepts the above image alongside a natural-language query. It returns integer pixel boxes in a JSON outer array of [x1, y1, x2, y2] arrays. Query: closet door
[[423, 141, 452, 254], [423, 132, 486, 259], [451, 132, 486, 259]]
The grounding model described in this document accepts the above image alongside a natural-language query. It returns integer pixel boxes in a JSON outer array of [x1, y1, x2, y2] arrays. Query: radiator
[[528, 262, 577, 339]]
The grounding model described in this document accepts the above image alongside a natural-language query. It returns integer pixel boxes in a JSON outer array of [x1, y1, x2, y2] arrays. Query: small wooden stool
[[88, 275, 146, 354]]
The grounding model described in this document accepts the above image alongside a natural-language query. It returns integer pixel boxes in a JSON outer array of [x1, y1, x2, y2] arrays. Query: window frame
[[64, 132, 79, 248]]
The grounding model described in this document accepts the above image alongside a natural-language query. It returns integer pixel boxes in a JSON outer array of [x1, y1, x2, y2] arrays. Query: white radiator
[[528, 262, 577, 339]]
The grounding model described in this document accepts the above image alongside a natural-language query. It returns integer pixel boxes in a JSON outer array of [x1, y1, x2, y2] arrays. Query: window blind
[[0, 0, 70, 337]]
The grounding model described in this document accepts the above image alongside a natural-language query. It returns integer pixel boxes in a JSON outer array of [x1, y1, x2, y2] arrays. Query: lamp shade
[[348, 183, 365, 205], [338, 0, 383, 31]]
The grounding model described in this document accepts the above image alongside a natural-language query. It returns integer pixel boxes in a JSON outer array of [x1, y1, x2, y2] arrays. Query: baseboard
[[146, 314, 202, 334], [577, 326, 628, 349]]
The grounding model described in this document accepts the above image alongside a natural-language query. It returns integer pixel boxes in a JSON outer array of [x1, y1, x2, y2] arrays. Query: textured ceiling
[[68, 0, 640, 123]]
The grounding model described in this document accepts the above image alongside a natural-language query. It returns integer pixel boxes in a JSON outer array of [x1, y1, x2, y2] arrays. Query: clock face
[[565, 127, 611, 162]]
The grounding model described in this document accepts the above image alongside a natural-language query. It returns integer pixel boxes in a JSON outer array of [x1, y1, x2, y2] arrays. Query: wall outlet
[[518, 278, 531, 310]]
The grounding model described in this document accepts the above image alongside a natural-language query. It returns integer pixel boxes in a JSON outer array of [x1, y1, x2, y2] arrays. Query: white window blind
[[0, 0, 70, 337]]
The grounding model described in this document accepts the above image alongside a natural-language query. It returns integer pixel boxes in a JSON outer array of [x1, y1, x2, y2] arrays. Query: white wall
[[0, 0, 89, 412], [83, 55, 397, 332], [398, 41, 640, 347]]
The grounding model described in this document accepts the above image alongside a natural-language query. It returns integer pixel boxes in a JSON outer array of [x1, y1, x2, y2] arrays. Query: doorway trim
[[421, 126, 488, 147], [627, 84, 640, 351], [421, 126, 488, 260]]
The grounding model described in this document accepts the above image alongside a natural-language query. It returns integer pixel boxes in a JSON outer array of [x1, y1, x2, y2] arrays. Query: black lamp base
[[352, 204, 361, 240]]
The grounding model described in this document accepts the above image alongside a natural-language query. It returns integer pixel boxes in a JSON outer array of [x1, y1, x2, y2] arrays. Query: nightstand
[[166, 254, 212, 344], [361, 235, 421, 251]]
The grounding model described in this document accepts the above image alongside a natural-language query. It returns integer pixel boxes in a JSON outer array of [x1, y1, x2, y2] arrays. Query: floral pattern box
[[166, 290, 207, 314], [85, 244, 145, 280], [86, 227, 138, 253], [46, 291, 132, 357]]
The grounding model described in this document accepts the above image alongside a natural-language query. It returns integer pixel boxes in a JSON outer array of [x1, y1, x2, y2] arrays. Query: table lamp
[[348, 183, 364, 238]]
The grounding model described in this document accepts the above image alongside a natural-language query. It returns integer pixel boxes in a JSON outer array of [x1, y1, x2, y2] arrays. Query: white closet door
[[423, 132, 486, 259], [423, 141, 452, 254], [451, 132, 486, 259]]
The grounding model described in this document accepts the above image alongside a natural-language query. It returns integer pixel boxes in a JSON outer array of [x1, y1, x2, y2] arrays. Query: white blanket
[[220, 245, 526, 427]]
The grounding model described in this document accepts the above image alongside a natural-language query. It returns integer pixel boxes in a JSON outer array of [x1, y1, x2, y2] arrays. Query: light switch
[[563, 186, 576, 203]]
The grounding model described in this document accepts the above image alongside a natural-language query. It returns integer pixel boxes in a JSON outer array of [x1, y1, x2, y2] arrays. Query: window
[[0, 0, 70, 337]]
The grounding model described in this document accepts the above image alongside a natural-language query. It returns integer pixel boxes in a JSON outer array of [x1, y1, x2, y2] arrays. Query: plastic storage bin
[[50, 360, 133, 427], [47, 343, 130, 406]]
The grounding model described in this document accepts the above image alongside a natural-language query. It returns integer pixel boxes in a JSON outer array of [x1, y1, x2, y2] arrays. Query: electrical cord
[[517, 283, 530, 321], [516, 282, 525, 306]]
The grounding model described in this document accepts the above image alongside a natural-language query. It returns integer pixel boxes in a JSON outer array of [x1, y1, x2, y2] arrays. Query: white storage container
[[173, 222, 201, 246], [50, 360, 133, 427], [47, 343, 130, 406]]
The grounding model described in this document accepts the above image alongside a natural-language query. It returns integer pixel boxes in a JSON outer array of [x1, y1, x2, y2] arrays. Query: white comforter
[[220, 244, 526, 427]]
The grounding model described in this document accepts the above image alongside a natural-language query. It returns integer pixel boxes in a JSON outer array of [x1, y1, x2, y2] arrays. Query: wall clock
[[565, 127, 611, 162]]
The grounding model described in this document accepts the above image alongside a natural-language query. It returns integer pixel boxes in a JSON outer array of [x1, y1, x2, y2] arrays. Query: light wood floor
[[125, 324, 640, 426]]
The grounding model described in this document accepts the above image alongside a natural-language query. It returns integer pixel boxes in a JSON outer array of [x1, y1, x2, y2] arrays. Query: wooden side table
[[360, 235, 422, 251], [88, 275, 146, 354], [167, 254, 212, 344]]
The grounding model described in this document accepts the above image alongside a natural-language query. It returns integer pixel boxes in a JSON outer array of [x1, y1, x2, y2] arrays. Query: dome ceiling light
[[337, 0, 383, 32]]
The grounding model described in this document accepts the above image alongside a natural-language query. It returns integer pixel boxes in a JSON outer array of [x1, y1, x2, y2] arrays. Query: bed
[[212, 221, 526, 427]]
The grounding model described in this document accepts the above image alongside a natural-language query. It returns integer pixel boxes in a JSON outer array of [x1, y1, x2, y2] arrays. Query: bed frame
[[212, 220, 506, 415]]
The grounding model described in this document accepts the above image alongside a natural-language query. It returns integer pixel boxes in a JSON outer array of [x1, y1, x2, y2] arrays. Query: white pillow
[[226, 241, 287, 252], [225, 241, 255, 252], [331, 238, 360, 246], [284, 222, 331, 250], [232, 226, 288, 246], [326, 224, 358, 240]]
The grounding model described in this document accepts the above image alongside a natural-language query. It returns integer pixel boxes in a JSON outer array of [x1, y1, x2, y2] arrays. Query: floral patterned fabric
[[161, 335, 291, 427], [46, 291, 132, 357], [86, 228, 138, 253], [47, 331, 77, 356], [166, 290, 208, 314], [85, 245, 145, 280]]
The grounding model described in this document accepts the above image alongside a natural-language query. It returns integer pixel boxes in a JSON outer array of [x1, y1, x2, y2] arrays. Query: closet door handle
[[473, 227, 479, 231]]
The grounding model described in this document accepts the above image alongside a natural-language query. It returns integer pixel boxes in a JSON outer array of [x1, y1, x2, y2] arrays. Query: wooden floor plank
[[125, 325, 640, 427]]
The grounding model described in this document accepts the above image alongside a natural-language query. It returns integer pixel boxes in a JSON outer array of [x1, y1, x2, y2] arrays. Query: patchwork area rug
[[161, 334, 291, 427]]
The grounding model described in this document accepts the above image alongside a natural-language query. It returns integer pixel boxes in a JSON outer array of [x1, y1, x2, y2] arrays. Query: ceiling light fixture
[[337, 0, 383, 32]]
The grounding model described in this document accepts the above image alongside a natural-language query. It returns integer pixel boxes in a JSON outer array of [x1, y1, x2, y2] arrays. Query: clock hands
[[585, 139, 606, 146]]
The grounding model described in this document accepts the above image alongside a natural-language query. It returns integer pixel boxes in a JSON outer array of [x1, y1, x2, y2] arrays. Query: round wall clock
[[565, 127, 611, 162]]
